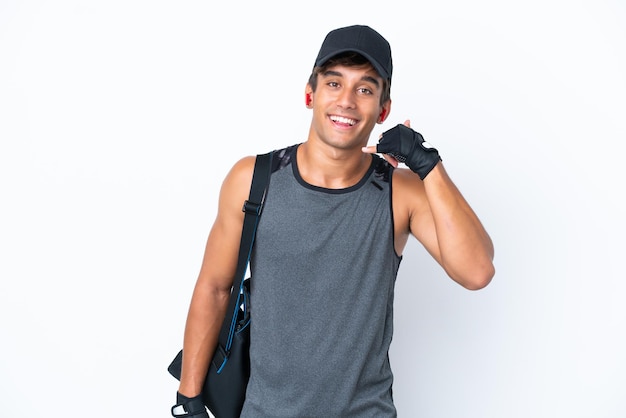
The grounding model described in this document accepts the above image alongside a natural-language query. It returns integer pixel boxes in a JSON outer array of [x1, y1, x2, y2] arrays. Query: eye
[[358, 87, 373, 95], [327, 81, 340, 88]]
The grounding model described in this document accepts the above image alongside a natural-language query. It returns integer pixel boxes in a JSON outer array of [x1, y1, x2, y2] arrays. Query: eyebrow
[[321, 70, 381, 88]]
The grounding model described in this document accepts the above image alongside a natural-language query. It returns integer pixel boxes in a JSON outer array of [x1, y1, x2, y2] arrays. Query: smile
[[329, 115, 357, 126]]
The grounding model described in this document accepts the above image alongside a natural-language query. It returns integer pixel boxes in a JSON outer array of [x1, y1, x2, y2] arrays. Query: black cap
[[314, 25, 392, 81]]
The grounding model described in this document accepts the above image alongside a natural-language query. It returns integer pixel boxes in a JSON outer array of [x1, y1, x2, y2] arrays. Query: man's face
[[308, 63, 389, 150]]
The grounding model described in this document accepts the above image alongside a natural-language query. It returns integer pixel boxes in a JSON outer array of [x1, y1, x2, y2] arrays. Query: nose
[[336, 88, 356, 110]]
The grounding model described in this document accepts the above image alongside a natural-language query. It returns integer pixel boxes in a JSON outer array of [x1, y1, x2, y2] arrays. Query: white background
[[1, 1, 625, 417]]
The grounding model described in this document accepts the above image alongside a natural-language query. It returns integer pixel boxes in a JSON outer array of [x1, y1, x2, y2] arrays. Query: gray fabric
[[241, 144, 402, 418]]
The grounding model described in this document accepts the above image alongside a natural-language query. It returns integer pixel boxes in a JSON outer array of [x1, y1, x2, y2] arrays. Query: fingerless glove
[[377, 124, 441, 179], [171, 392, 209, 418]]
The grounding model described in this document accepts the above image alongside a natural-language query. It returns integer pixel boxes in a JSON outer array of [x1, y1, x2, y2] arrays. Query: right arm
[[178, 156, 256, 397]]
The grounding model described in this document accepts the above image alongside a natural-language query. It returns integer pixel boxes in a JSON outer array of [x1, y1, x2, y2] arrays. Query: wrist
[[410, 154, 441, 180], [178, 379, 204, 399], [419, 159, 442, 180], [172, 393, 208, 418]]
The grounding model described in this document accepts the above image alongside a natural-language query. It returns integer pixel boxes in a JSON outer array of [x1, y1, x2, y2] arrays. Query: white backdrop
[[1, 1, 625, 417]]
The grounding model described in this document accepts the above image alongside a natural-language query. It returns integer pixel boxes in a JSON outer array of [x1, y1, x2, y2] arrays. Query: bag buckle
[[242, 200, 262, 216]]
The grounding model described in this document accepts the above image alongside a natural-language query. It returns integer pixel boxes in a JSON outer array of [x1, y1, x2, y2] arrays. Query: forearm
[[423, 163, 495, 289], [178, 281, 231, 396]]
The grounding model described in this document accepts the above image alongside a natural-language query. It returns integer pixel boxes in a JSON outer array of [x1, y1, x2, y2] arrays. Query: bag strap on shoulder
[[215, 151, 273, 360]]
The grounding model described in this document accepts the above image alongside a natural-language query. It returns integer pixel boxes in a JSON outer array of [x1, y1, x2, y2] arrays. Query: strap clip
[[242, 200, 262, 216]]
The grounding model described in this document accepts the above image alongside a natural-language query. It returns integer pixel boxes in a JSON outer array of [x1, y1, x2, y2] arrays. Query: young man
[[173, 25, 495, 417]]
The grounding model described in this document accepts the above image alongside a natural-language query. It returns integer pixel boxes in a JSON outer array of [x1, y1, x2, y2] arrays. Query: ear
[[304, 87, 314, 108], [377, 100, 392, 124]]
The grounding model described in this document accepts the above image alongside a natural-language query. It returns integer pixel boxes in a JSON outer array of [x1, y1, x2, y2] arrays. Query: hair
[[307, 52, 391, 105]]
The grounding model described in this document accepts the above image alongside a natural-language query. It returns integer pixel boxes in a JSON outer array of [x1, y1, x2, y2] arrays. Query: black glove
[[171, 392, 209, 418], [377, 124, 441, 180]]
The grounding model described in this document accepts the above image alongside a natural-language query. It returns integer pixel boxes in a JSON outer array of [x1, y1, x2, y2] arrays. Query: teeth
[[330, 115, 356, 126]]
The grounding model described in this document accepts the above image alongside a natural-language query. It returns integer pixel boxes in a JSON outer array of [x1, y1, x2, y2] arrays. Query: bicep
[[196, 157, 256, 291]]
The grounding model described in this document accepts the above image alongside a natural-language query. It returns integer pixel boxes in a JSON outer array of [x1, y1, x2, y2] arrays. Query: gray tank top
[[241, 144, 402, 417]]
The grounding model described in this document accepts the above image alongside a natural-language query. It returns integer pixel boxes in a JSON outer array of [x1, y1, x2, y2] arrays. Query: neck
[[297, 141, 372, 189]]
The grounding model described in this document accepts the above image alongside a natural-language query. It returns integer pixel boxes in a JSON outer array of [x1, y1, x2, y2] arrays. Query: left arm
[[364, 120, 495, 289], [409, 162, 494, 289]]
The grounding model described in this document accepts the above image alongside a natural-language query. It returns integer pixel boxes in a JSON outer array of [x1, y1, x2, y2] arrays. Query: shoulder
[[391, 167, 429, 225], [217, 155, 257, 209], [220, 155, 256, 186], [271, 144, 299, 172], [392, 166, 424, 189], [226, 155, 256, 183], [221, 145, 297, 196]]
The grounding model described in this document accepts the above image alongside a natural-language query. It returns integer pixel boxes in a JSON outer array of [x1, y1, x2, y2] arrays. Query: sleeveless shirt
[[240, 144, 402, 417]]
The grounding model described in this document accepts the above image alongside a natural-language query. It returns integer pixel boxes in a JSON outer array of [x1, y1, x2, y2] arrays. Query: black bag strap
[[214, 151, 272, 366]]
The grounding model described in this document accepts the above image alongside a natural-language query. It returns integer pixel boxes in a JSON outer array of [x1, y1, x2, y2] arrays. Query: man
[[173, 24, 495, 417]]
